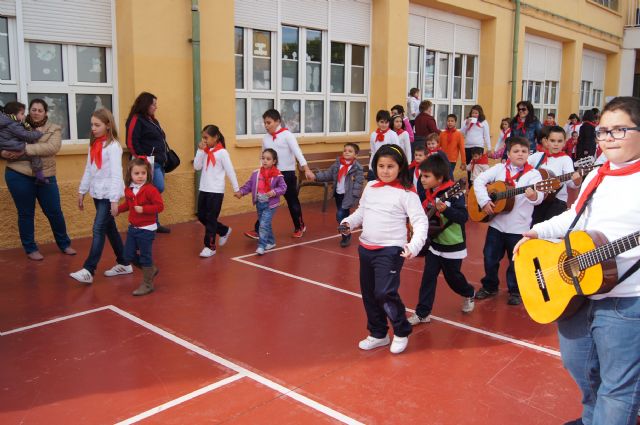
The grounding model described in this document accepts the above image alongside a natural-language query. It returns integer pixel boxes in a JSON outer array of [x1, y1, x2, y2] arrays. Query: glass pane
[[352, 45, 365, 67], [550, 82, 557, 104], [282, 26, 298, 91], [408, 45, 420, 72], [0, 92, 17, 107], [408, 72, 419, 93], [544, 82, 550, 105], [331, 64, 345, 93], [281, 99, 301, 133], [28, 93, 69, 139], [453, 54, 462, 99], [351, 66, 364, 94], [305, 100, 323, 133], [29, 43, 63, 81], [0, 17, 10, 80], [452, 105, 462, 129], [234, 27, 243, 55], [235, 56, 244, 89], [77, 46, 106, 83], [424, 50, 435, 98], [465, 56, 475, 99], [527, 81, 534, 102], [330, 101, 346, 132], [306, 30, 322, 92], [76, 94, 112, 139], [533, 82, 541, 104], [465, 77, 474, 100], [251, 98, 274, 134], [463, 105, 473, 121], [331, 42, 345, 64], [438, 53, 449, 99], [436, 104, 448, 129], [235, 98, 246, 135], [252, 30, 271, 90], [306, 62, 321, 92], [349, 101, 366, 132], [534, 108, 542, 119], [282, 60, 298, 91]]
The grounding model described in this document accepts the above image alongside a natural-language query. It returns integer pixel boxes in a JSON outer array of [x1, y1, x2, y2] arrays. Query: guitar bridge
[[533, 257, 550, 302]]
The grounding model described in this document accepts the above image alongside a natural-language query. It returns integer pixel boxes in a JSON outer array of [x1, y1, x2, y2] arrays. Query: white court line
[[115, 373, 245, 425], [232, 254, 561, 358], [0, 306, 111, 336], [108, 305, 364, 425]]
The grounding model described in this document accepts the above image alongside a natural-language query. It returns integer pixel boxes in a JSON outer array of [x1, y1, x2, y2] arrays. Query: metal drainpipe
[[511, 0, 521, 117], [191, 0, 202, 208]]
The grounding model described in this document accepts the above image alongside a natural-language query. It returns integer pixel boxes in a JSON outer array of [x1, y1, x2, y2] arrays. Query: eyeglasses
[[518, 108, 528, 112], [595, 127, 640, 141]]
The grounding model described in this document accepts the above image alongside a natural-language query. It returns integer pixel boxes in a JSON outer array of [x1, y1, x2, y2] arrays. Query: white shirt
[[527, 152, 576, 203], [78, 140, 125, 203], [461, 120, 491, 151], [369, 130, 402, 167], [494, 129, 511, 153], [342, 181, 428, 257], [261, 127, 307, 172], [407, 97, 420, 121], [131, 183, 157, 231], [473, 163, 544, 234], [396, 130, 412, 162], [193, 148, 240, 193], [564, 122, 582, 138], [532, 160, 640, 298]]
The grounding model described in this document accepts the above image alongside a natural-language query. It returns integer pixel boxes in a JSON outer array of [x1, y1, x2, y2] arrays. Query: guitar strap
[[534, 153, 546, 170]]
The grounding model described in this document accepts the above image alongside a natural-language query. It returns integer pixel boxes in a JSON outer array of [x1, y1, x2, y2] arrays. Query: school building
[[0, 0, 637, 249]]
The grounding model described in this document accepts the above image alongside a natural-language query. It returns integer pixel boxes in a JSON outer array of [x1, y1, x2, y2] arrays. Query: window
[[0, 16, 17, 106], [522, 80, 558, 120], [306, 29, 322, 92], [282, 26, 298, 91], [330, 42, 345, 93], [0, 17, 11, 81], [407, 45, 420, 93], [234, 27, 244, 89], [579, 80, 603, 116], [252, 30, 271, 90], [591, 0, 618, 11]]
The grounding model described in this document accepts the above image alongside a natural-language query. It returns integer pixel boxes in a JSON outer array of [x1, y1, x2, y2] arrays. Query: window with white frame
[[579, 80, 603, 116], [580, 51, 605, 116], [592, 0, 618, 11], [522, 80, 558, 120], [0, 16, 18, 107], [235, 25, 368, 137]]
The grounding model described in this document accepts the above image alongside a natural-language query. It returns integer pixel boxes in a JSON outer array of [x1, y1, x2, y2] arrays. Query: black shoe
[[507, 293, 522, 305], [340, 234, 351, 248], [475, 288, 498, 300], [156, 225, 171, 234]]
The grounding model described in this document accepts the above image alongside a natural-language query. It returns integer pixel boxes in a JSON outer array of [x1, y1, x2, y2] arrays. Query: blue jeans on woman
[[5, 168, 72, 254], [82, 198, 128, 275], [256, 201, 275, 249], [558, 296, 640, 425]]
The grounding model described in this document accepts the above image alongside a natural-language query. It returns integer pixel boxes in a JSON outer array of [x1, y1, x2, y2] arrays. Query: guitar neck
[[577, 231, 640, 270], [494, 184, 532, 201], [555, 166, 597, 183]]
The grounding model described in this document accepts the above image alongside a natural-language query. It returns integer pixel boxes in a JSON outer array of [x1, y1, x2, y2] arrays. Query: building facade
[[0, 0, 631, 249]]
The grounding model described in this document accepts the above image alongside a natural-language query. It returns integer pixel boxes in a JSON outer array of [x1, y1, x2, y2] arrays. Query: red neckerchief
[[471, 153, 489, 174], [536, 144, 545, 152], [395, 128, 405, 136], [575, 160, 640, 212], [409, 160, 420, 180], [337, 157, 354, 183], [504, 160, 533, 186], [502, 128, 512, 139], [427, 148, 443, 156], [539, 150, 567, 165], [375, 128, 389, 142], [371, 179, 416, 192], [259, 166, 281, 192], [422, 180, 455, 212], [543, 119, 556, 127], [465, 121, 482, 132], [570, 123, 580, 132], [565, 139, 576, 154], [516, 118, 526, 132], [270, 127, 288, 141], [204, 143, 224, 169], [90, 135, 107, 169], [582, 121, 597, 127]]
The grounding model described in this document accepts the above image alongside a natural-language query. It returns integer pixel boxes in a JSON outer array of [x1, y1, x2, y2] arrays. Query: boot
[[133, 266, 156, 296]]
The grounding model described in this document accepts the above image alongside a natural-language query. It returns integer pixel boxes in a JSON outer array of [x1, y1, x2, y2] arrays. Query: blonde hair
[[90, 108, 119, 147]]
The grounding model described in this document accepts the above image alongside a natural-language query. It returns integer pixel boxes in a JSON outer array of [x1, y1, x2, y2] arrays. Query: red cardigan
[[118, 183, 164, 228], [414, 112, 440, 137]]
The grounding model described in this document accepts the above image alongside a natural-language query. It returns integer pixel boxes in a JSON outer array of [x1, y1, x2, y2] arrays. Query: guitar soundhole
[[558, 250, 585, 284]]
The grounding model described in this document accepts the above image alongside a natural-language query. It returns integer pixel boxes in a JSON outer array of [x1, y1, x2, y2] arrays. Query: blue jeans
[[153, 163, 165, 225], [480, 226, 521, 294], [5, 168, 72, 254], [257, 202, 275, 249], [558, 297, 640, 425], [334, 192, 350, 224], [82, 198, 127, 274], [123, 226, 155, 267]]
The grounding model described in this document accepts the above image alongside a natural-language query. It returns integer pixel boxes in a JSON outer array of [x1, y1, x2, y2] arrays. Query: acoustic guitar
[[514, 230, 640, 324], [425, 180, 466, 239], [468, 176, 560, 222], [538, 156, 600, 203]]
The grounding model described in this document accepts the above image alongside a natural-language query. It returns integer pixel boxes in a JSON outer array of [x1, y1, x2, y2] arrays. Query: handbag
[[163, 140, 180, 173]]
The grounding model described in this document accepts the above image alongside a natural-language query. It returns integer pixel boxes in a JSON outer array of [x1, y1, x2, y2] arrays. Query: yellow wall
[[0, 0, 626, 250]]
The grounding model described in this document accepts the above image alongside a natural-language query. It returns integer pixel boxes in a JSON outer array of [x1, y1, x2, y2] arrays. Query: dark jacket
[[418, 183, 467, 252], [125, 114, 167, 165], [576, 123, 597, 160], [0, 113, 43, 150], [414, 112, 440, 138], [511, 118, 542, 152], [315, 157, 364, 210]]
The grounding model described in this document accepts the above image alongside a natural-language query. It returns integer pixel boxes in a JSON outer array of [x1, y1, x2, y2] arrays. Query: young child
[[543, 112, 556, 127], [390, 104, 415, 144], [369, 110, 401, 180], [439, 113, 466, 178], [473, 136, 544, 305], [340, 144, 428, 354], [466, 147, 490, 185], [408, 154, 475, 325], [314, 143, 364, 247], [391, 113, 413, 161], [517, 96, 640, 425], [249, 109, 313, 240], [70, 109, 129, 284], [564, 130, 578, 159], [235, 148, 287, 255], [563, 113, 582, 138], [408, 144, 427, 188], [490, 117, 511, 160], [406, 88, 420, 126], [425, 132, 450, 164], [193, 125, 239, 258], [461, 105, 492, 181], [0, 102, 45, 184], [527, 125, 582, 225], [116, 158, 164, 295]]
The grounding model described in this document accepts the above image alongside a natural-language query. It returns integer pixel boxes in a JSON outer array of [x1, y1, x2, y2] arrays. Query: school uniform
[[492, 128, 511, 159], [407, 97, 420, 122], [461, 120, 491, 180], [193, 145, 239, 249], [314, 156, 364, 223], [528, 151, 576, 224], [563, 122, 582, 139], [466, 154, 490, 184], [395, 129, 412, 162], [368, 129, 401, 180], [473, 162, 543, 295], [342, 180, 428, 339]]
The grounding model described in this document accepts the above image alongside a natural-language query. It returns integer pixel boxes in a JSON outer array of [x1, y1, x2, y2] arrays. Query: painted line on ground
[[115, 373, 245, 425], [0, 306, 111, 336]]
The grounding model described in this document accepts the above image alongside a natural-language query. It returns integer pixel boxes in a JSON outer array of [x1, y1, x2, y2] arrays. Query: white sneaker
[[390, 335, 409, 354], [462, 296, 475, 313], [104, 264, 133, 277], [358, 335, 390, 350], [199, 247, 216, 258], [407, 313, 431, 325], [70, 268, 93, 284], [265, 243, 276, 250], [219, 228, 232, 246], [256, 247, 265, 255]]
